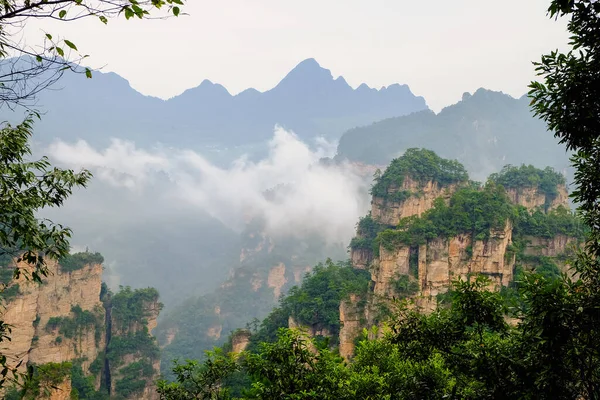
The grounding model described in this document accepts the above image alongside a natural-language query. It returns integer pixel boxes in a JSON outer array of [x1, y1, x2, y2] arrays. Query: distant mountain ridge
[[335, 88, 571, 180], [1, 58, 428, 152]]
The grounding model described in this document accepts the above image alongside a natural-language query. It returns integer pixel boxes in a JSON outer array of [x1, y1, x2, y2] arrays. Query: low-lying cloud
[[48, 127, 371, 245]]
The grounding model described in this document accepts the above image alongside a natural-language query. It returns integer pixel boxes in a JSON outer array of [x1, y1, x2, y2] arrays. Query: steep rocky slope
[[0, 253, 162, 400], [0, 258, 105, 380], [338, 155, 583, 359], [155, 221, 347, 375]]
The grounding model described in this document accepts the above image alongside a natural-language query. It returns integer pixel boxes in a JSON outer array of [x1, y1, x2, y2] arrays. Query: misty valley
[[2, 1, 600, 399]]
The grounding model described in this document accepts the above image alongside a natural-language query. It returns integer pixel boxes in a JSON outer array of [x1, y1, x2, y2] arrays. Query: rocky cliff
[[156, 219, 347, 374], [341, 161, 580, 359], [371, 176, 460, 226], [506, 185, 569, 211], [0, 253, 162, 399], [0, 259, 104, 379]]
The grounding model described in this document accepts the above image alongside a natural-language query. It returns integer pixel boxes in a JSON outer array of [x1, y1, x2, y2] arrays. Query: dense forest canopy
[[370, 148, 469, 200], [246, 260, 370, 349]]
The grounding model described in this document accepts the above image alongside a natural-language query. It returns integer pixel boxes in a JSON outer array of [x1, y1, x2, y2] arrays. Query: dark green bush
[[371, 148, 468, 199], [59, 251, 104, 272]]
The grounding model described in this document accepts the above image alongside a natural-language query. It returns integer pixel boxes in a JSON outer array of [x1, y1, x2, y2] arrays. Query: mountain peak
[[294, 58, 322, 71], [275, 58, 334, 89]]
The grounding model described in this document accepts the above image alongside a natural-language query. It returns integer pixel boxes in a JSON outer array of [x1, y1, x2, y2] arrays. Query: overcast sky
[[25, 0, 568, 111]]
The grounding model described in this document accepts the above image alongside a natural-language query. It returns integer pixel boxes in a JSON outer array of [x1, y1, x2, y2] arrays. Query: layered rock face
[[418, 221, 514, 298], [341, 173, 575, 359], [523, 234, 576, 258], [288, 315, 332, 338], [0, 259, 104, 377], [45, 377, 72, 400], [371, 176, 458, 226], [231, 329, 252, 354], [1, 256, 162, 399], [339, 294, 364, 360], [507, 185, 568, 211], [350, 248, 373, 270]]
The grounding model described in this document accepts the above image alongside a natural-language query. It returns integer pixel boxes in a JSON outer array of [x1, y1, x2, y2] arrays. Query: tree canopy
[[370, 148, 468, 200]]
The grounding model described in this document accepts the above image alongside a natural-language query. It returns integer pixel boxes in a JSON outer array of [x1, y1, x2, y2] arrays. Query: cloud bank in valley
[[48, 127, 371, 244]]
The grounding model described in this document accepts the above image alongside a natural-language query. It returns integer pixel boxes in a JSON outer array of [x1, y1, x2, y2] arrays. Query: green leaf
[[56, 47, 64, 57], [85, 68, 92, 79], [59, 10, 67, 19], [173, 6, 180, 16], [124, 7, 134, 19], [64, 40, 77, 51], [35, 55, 42, 63], [99, 15, 108, 24], [45, 33, 53, 40]]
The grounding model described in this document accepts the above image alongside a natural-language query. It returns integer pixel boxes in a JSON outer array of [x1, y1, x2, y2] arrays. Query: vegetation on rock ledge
[[248, 259, 370, 349], [370, 148, 468, 200], [59, 251, 105, 273]]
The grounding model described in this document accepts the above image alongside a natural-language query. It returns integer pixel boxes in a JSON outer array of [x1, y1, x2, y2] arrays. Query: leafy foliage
[[59, 251, 104, 272], [45, 305, 103, 345], [390, 275, 419, 297], [110, 286, 162, 331], [513, 205, 586, 239], [107, 330, 160, 368], [12, 362, 73, 399], [0, 118, 91, 284], [158, 275, 564, 399], [489, 164, 565, 192], [378, 183, 514, 249], [104, 286, 161, 397], [370, 148, 468, 199], [0, 116, 91, 388], [348, 213, 387, 252], [489, 164, 566, 209], [157, 348, 240, 400], [70, 360, 109, 400], [114, 359, 155, 398], [248, 260, 370, 349]]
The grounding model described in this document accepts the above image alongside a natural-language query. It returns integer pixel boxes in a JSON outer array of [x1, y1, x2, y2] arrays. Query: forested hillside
[[157, 149, 593, 399], [335, 89, 570, 180], [155, 219, 348, 376]]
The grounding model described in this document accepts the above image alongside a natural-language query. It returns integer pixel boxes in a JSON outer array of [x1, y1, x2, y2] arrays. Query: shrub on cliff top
[[110, 286, 162, 331], [378, 183, 514, 249], [59, 251, 104, 273], [489, 164, 565, 200], [370, 148, 468, 199], [247, 260, 371, 350]]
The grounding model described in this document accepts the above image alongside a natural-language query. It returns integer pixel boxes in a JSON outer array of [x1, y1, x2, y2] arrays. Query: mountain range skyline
[[1, 57, 428, 158], [23, 1, 564, 112]]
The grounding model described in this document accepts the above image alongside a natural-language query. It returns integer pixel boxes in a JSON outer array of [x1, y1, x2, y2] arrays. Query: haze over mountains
[[2, 58, 427, 157], [336, 89, 571, 180], [0, 56, 573, 310]]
